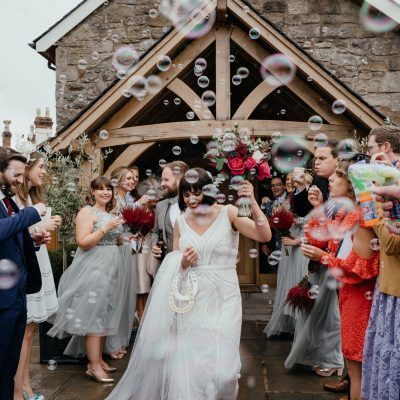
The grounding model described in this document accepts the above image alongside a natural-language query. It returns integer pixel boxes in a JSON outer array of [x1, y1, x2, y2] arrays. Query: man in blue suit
[[0, 147, 47, 399]]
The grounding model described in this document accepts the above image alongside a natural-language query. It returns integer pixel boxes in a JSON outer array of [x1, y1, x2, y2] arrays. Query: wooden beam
[[104, 142, 156, 176], [215, 25, 232, 120], [231, 27, 350, 126], [97, 120, 354, 148], [50, 0, 218, 152], [227, 0, 384, 128], [217, 0, 228, 22], [167, 78, 215, 120], [232, 80, 275, 119]]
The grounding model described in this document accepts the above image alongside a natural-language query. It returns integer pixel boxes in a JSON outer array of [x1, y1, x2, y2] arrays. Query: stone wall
[[55, 0, 400, 129]]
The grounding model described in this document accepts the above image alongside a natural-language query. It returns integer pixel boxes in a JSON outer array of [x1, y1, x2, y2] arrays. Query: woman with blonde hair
[[13, 152, 62, 400]]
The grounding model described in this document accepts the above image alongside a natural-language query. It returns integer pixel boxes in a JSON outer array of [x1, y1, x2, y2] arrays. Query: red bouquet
[[285, 274, 316, 314], [121, 206, 155, 253], [268, 207, 294, 255]]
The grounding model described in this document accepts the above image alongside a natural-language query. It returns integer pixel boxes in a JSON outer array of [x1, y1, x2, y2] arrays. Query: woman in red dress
[[301, 165, 379, 400]]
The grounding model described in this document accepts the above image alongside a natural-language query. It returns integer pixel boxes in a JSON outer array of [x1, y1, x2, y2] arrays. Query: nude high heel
[[313, 366, 344, 377], [85, 368, 114, 383]]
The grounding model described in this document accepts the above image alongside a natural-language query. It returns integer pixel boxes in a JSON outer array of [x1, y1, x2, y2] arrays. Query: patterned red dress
[[306, 209, 379, 362]]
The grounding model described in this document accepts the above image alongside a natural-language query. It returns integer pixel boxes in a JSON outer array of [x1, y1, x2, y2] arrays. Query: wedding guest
[[13, 152, 62, 400], [264, 173, 309, 338], [151, 161, 189, 269], [48, 177, 124, 383], [285, 172, 294, 194], [301, 162, 379, 400], [135, 176, 162, 321], [0, 147, 47, 400], [367, 125, 400, 166]]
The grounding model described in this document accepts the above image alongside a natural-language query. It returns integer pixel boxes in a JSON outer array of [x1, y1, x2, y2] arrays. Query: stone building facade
[[54, 0, 400, 129]]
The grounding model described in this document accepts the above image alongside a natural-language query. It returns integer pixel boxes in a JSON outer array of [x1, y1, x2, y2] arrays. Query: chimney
[[29, 124, 36, 144], [2, 120, 12, 147], [34, 107, 54, 144]]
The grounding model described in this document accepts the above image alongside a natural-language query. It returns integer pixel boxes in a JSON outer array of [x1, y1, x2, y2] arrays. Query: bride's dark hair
[[178, 167, 217, 211]]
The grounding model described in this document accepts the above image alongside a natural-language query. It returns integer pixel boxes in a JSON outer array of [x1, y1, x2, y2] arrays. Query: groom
[[151, 161, 188, 272]]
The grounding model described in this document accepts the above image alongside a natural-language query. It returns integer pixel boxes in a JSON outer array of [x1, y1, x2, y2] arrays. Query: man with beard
[[151, 161, 189, 272], [0, 147, 48, 399]]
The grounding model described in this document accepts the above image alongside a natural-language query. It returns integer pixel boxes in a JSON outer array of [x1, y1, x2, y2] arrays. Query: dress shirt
[[169, 200, 180, 227]]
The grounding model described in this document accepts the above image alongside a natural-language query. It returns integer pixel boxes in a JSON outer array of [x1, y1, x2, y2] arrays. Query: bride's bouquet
[[268, 206, 294, 255], [204, 123, 271, 217], [121, 206, 155, 254]]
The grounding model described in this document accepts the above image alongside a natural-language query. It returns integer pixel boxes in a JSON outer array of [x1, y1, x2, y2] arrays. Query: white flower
[[252, 150, 263, 163]]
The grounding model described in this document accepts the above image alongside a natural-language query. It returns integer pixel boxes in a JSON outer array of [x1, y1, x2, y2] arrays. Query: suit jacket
[[151, 198, 174, 254], [0, 199, 42, 310]]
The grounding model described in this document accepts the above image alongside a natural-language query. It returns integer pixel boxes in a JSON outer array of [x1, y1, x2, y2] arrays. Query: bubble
[[314, 132, 328, 148], [70, 251, 76, 258], [230, 176, 244, 190], [271, 131, 283, 143], [202, 184, 219, 198], [122, 89, 132, 98], [65, 308, 74, 320], [272, 217, 279, 224], [77, 93, 85, 101], [237, 67, 250, 79], [256, 217, 267, 225], [59, 74, 67, 84], [88, 291, 98, 304], [0, 259, 19, 289], [332, 99, 347, 114], [163, 99, 169, 106], [157, 55, 172, 71], [268, 254, 279, 265], [365, 291, 374, 301], [159, 159, 167, 168], [216, 193, 226, 203], [91, 51, 99, 60], [172, 146, 181, 155], [195, 58, 207, 71], [369, 238, 381, 251], [321, 26, 328, 34], [146, 75, 163, 95], [47, 360, 57, 371], [260, 54, 296, 87], [228, 195, 234, 201], [74, 318, 82, 328], [184, 111, 195, 120], [99, 129, 109, 140], [280, 109, 286, 115], [185, 169, 199, 184], [174, 97, 181, 106], [149, 8, 158, 18], [272, 250, 283, 260], [112, 46, 139, 72], [261, 284, 269, 293], [232, 75, 242, 85], [247, 376, 256, 388], [147, 189, 157, 201], [249, 27, 260, 39], [129, 76, 147, 97], [359, 3, 398, 33], [111, 34, 119, 43], [243, 5, 250, 13], [145, 169, 152, 176], [308, 115, 323, 131], [271, 137, 310, 173], [190, 135, 199, 144], [307, 76, 313, 82], [198, 75, 209, 88], [308, 285, 320, 299], [249, 248, 258, 258], [78, 59, 88, 70], [228, 55, 235, 63], [201, 90, 216, 107], [321, 255, 330, 265], [326, 272, 341, 290], [66, 182, 76, 192]]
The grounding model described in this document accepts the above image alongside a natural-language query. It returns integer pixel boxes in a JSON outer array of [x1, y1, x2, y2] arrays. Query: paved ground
[[29, 292, 343, 399]]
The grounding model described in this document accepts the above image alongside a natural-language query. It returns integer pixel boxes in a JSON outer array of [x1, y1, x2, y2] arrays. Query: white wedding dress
[[107, 205, 242, 400]]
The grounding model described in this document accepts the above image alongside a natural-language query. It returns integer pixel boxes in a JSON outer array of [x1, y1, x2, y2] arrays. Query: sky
[[0, 0, 82, 142]]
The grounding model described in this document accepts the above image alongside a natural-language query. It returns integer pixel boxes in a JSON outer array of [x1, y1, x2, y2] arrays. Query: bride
[[106, 168, 271, 400]]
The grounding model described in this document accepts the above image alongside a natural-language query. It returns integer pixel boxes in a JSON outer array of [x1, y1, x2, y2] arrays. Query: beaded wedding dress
[[107, 205, 242, 400]]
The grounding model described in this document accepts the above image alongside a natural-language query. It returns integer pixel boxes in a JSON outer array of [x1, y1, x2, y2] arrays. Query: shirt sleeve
[[373, 220, 400, 258]]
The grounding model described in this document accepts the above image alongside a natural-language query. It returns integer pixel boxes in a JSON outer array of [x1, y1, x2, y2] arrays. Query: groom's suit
[[0, 195, 41, 399]]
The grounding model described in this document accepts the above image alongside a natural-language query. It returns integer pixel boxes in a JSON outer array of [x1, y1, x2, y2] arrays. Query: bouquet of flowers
[[268, 207, 294, 255], [204, 123, 271, 217], [121, 206, 155, 254], [285, 273, 316, 314]]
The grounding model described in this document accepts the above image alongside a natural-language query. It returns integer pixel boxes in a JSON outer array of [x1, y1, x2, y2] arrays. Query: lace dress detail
[[93, 207, 122, 245]]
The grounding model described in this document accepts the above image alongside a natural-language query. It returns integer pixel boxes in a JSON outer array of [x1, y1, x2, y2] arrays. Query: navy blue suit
[[0, 198, 41, 399]]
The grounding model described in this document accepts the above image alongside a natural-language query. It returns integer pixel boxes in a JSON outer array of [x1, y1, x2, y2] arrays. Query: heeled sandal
[[85, 368, 114, 383], [313, 366, 344, 377]]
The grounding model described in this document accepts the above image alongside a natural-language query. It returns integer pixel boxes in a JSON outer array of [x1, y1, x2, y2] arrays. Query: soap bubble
[[364, 291, 374, 301], [201, 90, 216, 107], [157, 159, 166, 168], [308, 285, 320, 299], [261, 284, 269, 293], [195, 58, 207, 71], [249, 248, 259, 258], [271, 131, 283, 143], [157, 55, 172, 71], [0, 259, 19, 290], [78, 59, 88, 70], [129, 76, 147, 97], [59, 74, 67, 84], [198, 76, 209, 88], [110, 178, 118, 187], [149, 8, 158, 18], [249, 27, 260, 39], [314, 132, 328, 148], [99, 129, 109, 140], [260, 54, 296, 87], [308, 115, 323, 131], [216, 193, 226, 203], [91, 52, 99, 60], [190, 135, 199, 144], [146, 75, 163, 95], [145, 169, 152, 176], [228, 195, 234, 201], [185, 169, 199, 184], [202, 184, 219, 198], [163, 99, 169, 106], [172, 146, 181, 155], [369, 238, 381, 251], [112, 46, 139, 72], [174, 97, 181, 106], [230, 176, 244, 190], [359, 2, 398, 33], [117, 69, 127, 80], [271, 137, 310, 173], [232, 75, 242, 85], [237, 67, 250, 79], [337, 139, 359, 160], [47, 360, 57, 371], [321, 255, 330, 265], [186, 111, 195, 120], [66, 182, 76, 192], [88, 291, 98, 304], [332, 99, 347, 114], [228, 55, 235, 62]]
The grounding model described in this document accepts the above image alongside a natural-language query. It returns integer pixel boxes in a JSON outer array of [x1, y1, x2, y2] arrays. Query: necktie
[[326, 198, 336, 220], [3, 197, 13, 216]]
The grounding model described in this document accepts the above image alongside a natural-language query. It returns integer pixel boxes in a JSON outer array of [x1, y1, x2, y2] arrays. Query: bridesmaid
[[135, 176, 162, 321], [104, 166, 149, 358], [48, 176, 124, 383], [13, 152, 61, 400]]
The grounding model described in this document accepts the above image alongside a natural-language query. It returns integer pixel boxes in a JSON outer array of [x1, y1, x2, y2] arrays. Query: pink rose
[[227, 157, 245, 175], [244, 157, 257, 171], [257, 162, 271, 181]]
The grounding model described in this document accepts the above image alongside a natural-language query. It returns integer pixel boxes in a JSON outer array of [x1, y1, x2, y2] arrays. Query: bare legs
[[14, 322, 36, 400], [136, 293, 148, 322], [85, 335, 111, 378], [346, 358, 362, 400]]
